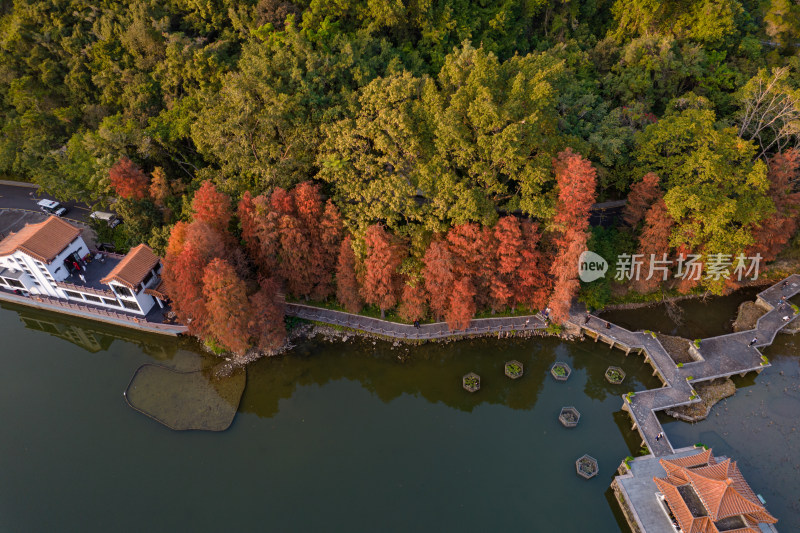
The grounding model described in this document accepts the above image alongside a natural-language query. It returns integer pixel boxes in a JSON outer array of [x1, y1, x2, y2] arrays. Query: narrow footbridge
[[569, 275, 800, 457], [285, 302, 547, 340]]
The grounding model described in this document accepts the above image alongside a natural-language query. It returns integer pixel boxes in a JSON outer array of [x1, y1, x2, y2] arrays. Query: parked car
[[90, 211, 121, 228], [37, 199, 68, 217]]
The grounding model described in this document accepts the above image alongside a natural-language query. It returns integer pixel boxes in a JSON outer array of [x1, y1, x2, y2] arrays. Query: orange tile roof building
[[101, 244, 160, 289], [0, 216, 82, 263], [0, 216, 164, 316], [653, 448, 777, 533]]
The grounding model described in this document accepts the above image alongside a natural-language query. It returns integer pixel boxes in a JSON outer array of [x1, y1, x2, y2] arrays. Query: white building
[[0, 216, 164, 316]]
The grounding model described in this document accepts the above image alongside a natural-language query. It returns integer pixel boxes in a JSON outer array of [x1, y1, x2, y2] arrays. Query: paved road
[[0, 182, 92, 223]]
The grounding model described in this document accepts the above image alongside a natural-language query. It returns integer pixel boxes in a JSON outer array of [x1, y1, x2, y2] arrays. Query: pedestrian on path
[[782, 280, 788, 289], [413, 319, 420, 329], [584, 314, 591, 324], [525, 318, 530, 328], [749, 337, 758, 347], [605, 321, 611, 329]]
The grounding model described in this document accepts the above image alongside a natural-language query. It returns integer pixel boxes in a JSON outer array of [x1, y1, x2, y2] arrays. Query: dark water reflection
[[600, 287, 761, 338], [241, 336, 661, 418], [1, 298, 797, 532]]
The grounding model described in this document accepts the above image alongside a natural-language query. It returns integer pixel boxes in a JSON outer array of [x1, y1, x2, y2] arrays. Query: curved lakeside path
[[285, 302, 547, 339], [287, 275, 800, 458]]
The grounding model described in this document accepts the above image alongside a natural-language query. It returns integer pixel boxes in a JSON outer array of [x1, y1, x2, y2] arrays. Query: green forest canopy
[[1, 0, 799, 246]]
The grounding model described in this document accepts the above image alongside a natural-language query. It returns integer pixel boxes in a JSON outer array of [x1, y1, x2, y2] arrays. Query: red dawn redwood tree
[[238, 191, 259, 255], [109, 157, 149, 200], [278, 214, 314, 298], [269, 186, 295, 216], [494, 217, 523, 276], [362, 224, 401, 318], [675, 244, 702, 294], [516, 220, 549, 310], [447, 277, 476, 331], [422, 239, 455, 320], [623, 173, 661, 226], [548, 149, 597, 323], [313, 200, 344, 300], [202, 258, 251, 355], [490, 216, 523, 312], [293, 182, 326, 296], [192, 181, 232, 233], [446, 223, 493, 309], [246, 193, 281, 276], [164, 244, 209, 336], [748, 149, 800, 262], [336, 235, 362, 313], [248, 277, 287, 352], [398, 275, 428, 323], [634, 199, 674, 293], [165, 220, 189, 258], [162, 221, 229, 336]]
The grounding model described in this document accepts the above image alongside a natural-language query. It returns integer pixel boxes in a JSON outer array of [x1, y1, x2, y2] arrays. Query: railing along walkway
[[284, 302, 547, 340], [0, 287, 187, 335], [569, 275, 800, 457]]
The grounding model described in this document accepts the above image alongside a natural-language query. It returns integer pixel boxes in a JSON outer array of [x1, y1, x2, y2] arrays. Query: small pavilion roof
[[654, 448, 777, 533], [101, 244, 160, 289], [0, 216, 82, 263]]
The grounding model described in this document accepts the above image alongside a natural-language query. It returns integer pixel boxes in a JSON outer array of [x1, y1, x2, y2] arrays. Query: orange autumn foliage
[[109, 157, 149, 200]]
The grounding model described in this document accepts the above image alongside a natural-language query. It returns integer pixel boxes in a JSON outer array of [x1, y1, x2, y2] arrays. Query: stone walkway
[[285, 302, 547, 340], [569, 275, 800, 457]]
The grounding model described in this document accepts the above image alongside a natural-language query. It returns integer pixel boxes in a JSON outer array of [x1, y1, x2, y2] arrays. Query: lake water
[[1, 295, 797, 532]]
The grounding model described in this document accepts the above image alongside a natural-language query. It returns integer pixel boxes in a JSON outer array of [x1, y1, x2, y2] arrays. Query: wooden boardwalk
[[285, 303, 547, 340], [569, 275, 800, 457], [284, 276, 798, 458]]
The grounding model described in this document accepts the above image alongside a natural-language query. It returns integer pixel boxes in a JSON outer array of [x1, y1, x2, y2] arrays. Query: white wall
[[1, 237, 162, 317], [0, 236, 90, 297], [108, 281, 154, 315]]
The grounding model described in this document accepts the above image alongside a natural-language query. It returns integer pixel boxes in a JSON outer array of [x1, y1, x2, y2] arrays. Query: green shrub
[[693, 339, 701, 348], [505, 362, 522, 376]]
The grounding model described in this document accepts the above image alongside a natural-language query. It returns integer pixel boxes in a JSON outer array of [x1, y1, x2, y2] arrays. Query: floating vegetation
[[125, 363, 246, 431], [576, 455, 598, 479], [605, 366, 626, 385], [462, 372, 480, 392], [550, 362, 571, 381], [505, 360, 523, 379], [559, 406, 581, 428]]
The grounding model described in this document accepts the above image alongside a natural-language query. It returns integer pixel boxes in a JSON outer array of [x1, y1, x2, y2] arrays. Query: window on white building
[[120, 299, 140, 312], [115, 285, 133, 298]]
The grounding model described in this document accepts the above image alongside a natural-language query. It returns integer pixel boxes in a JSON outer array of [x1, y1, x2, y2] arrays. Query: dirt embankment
[[656, 333, 697, 365], [665, 378, 736, 422], [732, 300, 770, 332]]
